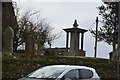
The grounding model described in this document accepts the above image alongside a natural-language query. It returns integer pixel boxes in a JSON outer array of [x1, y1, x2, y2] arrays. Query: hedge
[[2, 53, 117, 79]]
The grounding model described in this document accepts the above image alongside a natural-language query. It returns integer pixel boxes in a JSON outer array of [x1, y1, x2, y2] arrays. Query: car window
[[28, 66, 66, 79], [63, 69, 79, 79], [79, 69, 93, 79]]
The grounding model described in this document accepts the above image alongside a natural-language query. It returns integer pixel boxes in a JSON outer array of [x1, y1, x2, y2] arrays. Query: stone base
[[45, 48, 86, 57], [63, 50, 85, 57]]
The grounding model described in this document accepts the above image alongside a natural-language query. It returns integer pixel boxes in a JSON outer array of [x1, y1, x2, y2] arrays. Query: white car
[[18, 65, 100, 80]]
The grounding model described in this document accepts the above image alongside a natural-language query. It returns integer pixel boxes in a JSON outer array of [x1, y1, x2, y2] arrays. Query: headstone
[[25, 34, 35, 54], [3, 27, 14, 54], [37, 36, 45, 55]]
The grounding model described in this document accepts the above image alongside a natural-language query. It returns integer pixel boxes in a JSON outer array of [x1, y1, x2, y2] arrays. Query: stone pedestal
[[63, 50, 85, 57]]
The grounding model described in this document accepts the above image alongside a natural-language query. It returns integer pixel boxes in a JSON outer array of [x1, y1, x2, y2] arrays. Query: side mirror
[[65, 78, 72, 80]]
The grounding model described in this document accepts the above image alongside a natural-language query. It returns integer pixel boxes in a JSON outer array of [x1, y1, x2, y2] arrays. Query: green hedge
[[2, 54, 117, 79]]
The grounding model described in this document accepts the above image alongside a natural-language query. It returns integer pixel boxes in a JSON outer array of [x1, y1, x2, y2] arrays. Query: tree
[[90, 2, 119, 55], [47, 32, 61, 48], [13, 6, 60, 51]]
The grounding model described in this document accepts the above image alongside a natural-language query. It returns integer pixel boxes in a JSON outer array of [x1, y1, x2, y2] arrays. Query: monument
[[36, 36, 45, 55], [25, 34, 35, 54], [63, 19, 87, 56], [3, 27, 14, 54]]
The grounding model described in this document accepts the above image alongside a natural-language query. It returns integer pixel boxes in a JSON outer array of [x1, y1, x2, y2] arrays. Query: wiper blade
[[27, 76, 54, 79], [28, 77, 38, 79]]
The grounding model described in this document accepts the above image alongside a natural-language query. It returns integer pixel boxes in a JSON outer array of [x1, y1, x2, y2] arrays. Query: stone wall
[[45, 48, 85, 57]]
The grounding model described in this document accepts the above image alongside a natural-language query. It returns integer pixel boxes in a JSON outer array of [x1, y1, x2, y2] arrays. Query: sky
[[13, 0, 112, 59]]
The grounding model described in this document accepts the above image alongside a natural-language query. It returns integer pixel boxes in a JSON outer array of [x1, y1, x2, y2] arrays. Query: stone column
[[81, 33, 84, 51], [70, 31, 79, 52], [77, 32, 80, 51], [66, 32, 69, 52]]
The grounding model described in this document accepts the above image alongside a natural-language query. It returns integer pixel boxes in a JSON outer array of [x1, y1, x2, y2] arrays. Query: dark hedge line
[[2, 54, 117, 79]]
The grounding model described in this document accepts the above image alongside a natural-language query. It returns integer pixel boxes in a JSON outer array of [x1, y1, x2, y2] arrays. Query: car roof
[[45, 65, 95, 71]]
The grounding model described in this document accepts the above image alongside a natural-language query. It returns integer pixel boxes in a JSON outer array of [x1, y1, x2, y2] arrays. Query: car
[[18, 65, 100, 80]]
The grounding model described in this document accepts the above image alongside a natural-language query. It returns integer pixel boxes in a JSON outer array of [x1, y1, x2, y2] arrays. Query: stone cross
[[3, 27, 14, 54]]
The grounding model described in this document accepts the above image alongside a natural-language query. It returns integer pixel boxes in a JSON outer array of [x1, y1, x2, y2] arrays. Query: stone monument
[[36, 36, 45, 55], [25, 34, 35, 54], [63, 19, 87, 56], [3, 27, 14, 54]]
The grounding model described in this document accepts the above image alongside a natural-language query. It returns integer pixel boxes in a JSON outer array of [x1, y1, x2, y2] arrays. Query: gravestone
[[3, 27, 14, 54], [25, 34, 35, 54], [37, 36, 45, 55]]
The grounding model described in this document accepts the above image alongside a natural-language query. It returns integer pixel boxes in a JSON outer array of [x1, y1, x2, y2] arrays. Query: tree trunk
[[13, 35, 18, 52], [112, 32, 117, 61]]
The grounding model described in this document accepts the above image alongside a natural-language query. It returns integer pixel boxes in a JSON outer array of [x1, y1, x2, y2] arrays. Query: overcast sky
[[13, 0, 112, 59]]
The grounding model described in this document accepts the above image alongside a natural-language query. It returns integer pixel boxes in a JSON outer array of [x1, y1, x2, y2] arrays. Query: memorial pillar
[[66, 32, 69, 52], [81, 33, 84, 51]]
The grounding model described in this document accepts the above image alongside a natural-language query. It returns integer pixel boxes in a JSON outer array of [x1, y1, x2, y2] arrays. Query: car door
[[79, 69, 94, 80], [61, 69, 79, 80]]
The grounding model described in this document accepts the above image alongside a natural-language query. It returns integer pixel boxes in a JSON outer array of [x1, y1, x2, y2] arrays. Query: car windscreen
[[27, 66, 66, 79]]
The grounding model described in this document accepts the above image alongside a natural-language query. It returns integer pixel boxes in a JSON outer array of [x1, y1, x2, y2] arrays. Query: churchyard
[[2, 1, 120, 80]]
